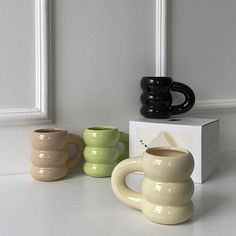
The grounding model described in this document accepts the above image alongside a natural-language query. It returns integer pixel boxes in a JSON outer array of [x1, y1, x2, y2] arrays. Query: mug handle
[[170, 82, 195, 115], [117, 132, 129, 162], [111, 157, 143, 210], [67, 133, 85, 169]]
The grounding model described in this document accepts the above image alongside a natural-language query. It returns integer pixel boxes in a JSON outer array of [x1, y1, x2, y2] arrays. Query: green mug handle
[[117, 132, 129, 162]]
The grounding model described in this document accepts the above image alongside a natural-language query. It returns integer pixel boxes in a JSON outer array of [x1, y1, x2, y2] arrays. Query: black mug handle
[[170, 82, 195, 115]]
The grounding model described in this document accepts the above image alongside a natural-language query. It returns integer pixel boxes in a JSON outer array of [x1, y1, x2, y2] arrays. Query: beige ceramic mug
[[111, 147, 194, 225], [31, 128, 85, 181]]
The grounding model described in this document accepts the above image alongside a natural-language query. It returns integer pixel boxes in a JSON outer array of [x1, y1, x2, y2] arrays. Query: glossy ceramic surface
[[83, 126, 129, 177], [140, 77, 195, 119], [31, 128, 84, 181], [111, 147, 195, 225]]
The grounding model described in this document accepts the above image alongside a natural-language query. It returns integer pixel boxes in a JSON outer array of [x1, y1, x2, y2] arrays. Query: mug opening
[[147, 147, 188, 158], [34, 128, 65, 133], [87, 126, 116, 131]]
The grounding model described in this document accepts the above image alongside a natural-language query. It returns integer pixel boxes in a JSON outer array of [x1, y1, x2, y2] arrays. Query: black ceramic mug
[[140, 77, 195, 119]]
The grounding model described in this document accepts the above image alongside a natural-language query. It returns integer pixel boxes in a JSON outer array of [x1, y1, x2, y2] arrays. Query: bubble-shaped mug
[[83, 126, 129, 177], [31, 128, 84, 181], [111, 147, 194, 225], [140, 77, 195, 119]]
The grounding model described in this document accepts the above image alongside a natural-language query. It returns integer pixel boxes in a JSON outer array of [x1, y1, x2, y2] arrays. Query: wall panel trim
[[156, 0, 236, 113], [0, 0, 52, 125]]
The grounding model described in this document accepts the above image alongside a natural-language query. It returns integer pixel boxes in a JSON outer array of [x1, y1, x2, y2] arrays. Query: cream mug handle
[[117, 132, 129, 162], [67, 133, 85, 169], [111, 157, 143, 210]]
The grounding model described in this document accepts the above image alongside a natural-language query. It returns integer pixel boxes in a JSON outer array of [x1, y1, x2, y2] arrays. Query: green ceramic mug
[[83, 126, 129, 177]]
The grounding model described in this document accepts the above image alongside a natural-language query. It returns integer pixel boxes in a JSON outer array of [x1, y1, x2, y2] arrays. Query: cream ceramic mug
[[31, 128, 85, 181], [111, 147, 194, 225]]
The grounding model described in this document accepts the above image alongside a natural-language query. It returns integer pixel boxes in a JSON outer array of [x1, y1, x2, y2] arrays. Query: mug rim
[[33, 128, 67, 134], [146, 146, 190, 158], [86, 126, 118, 132]]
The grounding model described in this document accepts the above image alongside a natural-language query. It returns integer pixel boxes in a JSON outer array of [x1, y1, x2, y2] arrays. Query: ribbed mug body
[[31, 129, 70, 181], [141, 148, 194, 224], [111, 147, 194, 224], [83, 127, 121, 177]]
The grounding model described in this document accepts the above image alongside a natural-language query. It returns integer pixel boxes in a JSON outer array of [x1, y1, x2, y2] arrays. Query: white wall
[[52, 0, 155, 129], [168, 0, 236, 100], [0, 0, 35, 108], [0, 0, 155, 175], [167, 0, 236, 153]]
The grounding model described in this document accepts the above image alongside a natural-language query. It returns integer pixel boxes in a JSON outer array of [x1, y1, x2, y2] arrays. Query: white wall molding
[[156, 0, 236, 113], [193, 99, 236, 113], [156, 0, 167, 77], [0, 0, 52, 126]]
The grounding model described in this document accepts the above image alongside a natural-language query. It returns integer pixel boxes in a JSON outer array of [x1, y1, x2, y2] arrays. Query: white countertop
[[0, 152, 235, 236]]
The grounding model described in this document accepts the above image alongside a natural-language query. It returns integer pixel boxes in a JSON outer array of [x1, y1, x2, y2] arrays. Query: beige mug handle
[[67, 133, 85, 169], [111, 157, 143, 210]]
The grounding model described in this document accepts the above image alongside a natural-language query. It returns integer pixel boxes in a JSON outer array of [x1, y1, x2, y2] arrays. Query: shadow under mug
[[111, 147, 194, 225], [31, 128, 85, 181], [83, 126, 129, 177]]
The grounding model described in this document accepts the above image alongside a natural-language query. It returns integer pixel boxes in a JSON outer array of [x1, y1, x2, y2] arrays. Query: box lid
[[130, 117, 218, 127]]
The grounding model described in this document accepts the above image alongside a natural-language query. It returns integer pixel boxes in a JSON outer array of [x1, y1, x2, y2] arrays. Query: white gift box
[[129, 117, 219, 183]]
